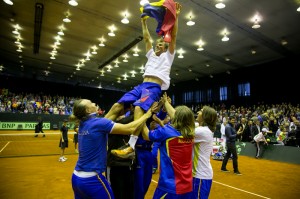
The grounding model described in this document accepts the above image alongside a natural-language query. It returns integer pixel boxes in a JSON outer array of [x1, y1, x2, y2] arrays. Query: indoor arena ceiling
[[0, 0, 300, 91]]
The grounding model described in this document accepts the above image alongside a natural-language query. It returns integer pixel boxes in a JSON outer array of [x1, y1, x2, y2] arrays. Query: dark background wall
[[167, 56, 298, 107]]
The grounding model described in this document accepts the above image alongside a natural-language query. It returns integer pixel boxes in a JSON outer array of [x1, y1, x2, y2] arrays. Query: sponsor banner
[[0, 122, 51, 130]]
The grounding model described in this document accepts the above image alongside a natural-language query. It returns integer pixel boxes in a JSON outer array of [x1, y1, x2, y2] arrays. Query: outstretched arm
[[168, 2, 181, 54], [162, 92, 175, 119], [111, 108, 152, 135], [141, 18, 152, 52]]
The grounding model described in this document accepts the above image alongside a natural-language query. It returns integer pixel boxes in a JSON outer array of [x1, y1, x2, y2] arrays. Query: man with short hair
[[106, 1, 181, 158], [221, 116, 243, 175]]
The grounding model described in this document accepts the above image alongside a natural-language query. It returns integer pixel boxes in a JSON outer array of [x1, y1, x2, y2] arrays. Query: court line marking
[[0, 142, 10, 153], [0, 132, 76, 136], [151, 179, 271, 199], [213, 180, 271, 199]]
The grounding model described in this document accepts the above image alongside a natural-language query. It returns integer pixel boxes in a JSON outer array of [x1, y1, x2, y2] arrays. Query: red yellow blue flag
[[140, 0, 176, 43]]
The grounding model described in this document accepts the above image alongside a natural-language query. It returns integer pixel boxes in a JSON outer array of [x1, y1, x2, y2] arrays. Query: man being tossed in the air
[[105, 2, 181, 158]]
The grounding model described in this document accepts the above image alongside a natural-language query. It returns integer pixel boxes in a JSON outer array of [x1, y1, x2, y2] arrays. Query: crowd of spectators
[[191, 102, 300, 147], [0, 89, 79, 115], [1, 89, 299, 146]]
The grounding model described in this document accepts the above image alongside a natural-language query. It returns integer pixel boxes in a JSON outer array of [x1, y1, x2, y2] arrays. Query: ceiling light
[[16, 47, 22, 52], [252, 19, 260, 29], [121, 17, 129, 24], [76, 67, 80, 71], [15, 39, 21, 45], [108, 31, 115, 37], [251, 49, 256, 54], [196, 40, 204, 51], [131, 71, 136, 77], [121, 13, 129, 24], [108, 25, 116, 37], [68, 0, 78, 6], [58, 30, 64, 36], [281, 38, 288, 46], [139, 65, 145, 73], [210, 75, 214, 78], [177, 48, 184, 58], [225, 57, 230, 61], [63, 15, 71, 23], [3, 0, 13, 5], [178, 54, 184, 58], [123, 73, 128, 80], [221, 34, 229, 41], [123, 54, 129, 62], [215, 0, 225, 9], [117, 79, 121, 83], [186, 15, 195, 26], [197, 46, 204, 51], [114, 60, 120, 67], [297, 6, 300, 12], [50, 56, 56, 59], [98, 83, 102, 89], [12, 29, 19, 35], [106, 65, 112, 72], [99, 42, 105, 47]]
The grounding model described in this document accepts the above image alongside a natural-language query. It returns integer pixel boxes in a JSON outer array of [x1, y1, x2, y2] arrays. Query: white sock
[[128, 135, 138, 149]]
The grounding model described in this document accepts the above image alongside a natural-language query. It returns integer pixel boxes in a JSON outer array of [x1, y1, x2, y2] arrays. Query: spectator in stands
[[251, 117, 261, 140], [253, 128, 268, 158], [235, 117, 246, 141], [242, 119, 253, 142], [274, 127, 288, 146], [286, 125, 297, 147]]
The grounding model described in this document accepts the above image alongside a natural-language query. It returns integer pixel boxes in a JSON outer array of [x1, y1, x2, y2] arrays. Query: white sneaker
[[62, 156, 68, 160], [59, 157, 66, 162]]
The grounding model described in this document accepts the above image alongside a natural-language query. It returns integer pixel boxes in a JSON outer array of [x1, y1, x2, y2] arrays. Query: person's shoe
[[62, 156, 67, 160], [111, 144, 135, 159], [234, 171, 242, 175], [34, 135, 38, 137], [152, 168, 157, 174], [43, 134, 45, 137], [255, 156, 259, 159], [221, 169, 230, 172]]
